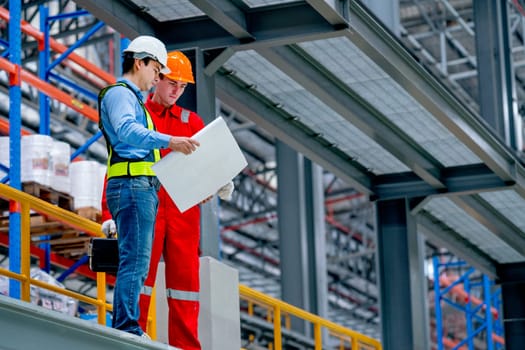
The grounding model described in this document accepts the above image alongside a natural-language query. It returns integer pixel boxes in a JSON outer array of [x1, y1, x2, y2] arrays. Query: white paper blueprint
[[151, 116, 247, 212]]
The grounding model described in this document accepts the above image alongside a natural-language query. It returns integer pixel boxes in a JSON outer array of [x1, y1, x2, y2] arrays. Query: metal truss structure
[[400, 0, 525, 148]]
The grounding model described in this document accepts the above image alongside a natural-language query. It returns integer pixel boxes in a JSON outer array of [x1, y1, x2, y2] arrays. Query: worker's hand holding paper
[[151, 117, 247, 212]]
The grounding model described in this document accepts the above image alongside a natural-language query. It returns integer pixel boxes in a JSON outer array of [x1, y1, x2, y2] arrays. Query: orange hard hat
[[163, 51, 195, 84]]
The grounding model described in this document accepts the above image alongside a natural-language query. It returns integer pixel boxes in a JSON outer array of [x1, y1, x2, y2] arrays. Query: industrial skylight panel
[[480, 190, 525, 233], [223, 50, 408, 174], [300, 37, 482, 167], [424, 197, 523, 263]]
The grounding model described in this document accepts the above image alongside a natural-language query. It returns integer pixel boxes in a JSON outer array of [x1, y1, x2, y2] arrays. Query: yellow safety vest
[[98, 83, 161, 178]]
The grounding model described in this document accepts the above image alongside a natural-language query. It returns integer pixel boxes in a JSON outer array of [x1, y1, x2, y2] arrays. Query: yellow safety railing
[[0, 183, 381, 349], [0, 183, 112, 324], [239, 284, 382, 350]]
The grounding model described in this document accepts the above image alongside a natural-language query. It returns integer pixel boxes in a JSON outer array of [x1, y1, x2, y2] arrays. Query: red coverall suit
[[101, 97, 204, 349], [139, 97, 204, 349]]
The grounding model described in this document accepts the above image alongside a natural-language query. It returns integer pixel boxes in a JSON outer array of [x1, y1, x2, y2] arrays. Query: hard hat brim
[[131, 52, 170, 74]]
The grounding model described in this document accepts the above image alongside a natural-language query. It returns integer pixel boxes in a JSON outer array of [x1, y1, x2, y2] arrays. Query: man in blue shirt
[[98, 35, 200, 338]]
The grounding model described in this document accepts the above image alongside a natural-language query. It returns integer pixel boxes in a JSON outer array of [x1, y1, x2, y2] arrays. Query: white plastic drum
[[0, 136, 9, 180], [21, 134, 53, 186], [70, 160, 105, 210], [50, 141, 71, 194], [95, 163, 107, 211]]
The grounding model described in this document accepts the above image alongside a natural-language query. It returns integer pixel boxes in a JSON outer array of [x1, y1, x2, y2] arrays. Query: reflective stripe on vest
[[107, 153, 158, 177], [98, 83, 161, 179], [166, 288, 199, 302]]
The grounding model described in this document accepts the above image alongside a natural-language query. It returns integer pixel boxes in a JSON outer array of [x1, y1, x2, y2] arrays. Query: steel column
[[303, 158, 328, 322], [497, 262, 525, 350], [376, 198, 429, 350], [276, 140, 309, 334], [474, 0, 520, 149], [361, 0, 400, 36], [275, 142, 327, 339], [180, 48, 222, 259]]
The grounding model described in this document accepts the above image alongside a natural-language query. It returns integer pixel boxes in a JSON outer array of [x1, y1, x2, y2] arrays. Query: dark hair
[[122, 52, 156, 74]]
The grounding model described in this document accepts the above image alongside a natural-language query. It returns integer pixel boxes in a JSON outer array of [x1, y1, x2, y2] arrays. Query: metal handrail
[[239, 284, 382, 350], [0, 183, 111, 324]]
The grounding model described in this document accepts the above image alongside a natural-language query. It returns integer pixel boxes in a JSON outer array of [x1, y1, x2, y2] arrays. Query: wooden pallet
[[75, 206, 102, 224], [0, 182, 74, 212], [0, 213, 91, 258], [0, 184, 98, 258], [35, 234, 91, 258], [22, 181, 73, 211]]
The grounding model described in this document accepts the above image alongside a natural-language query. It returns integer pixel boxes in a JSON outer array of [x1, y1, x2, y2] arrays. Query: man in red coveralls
[[101, 51, 233, 349]]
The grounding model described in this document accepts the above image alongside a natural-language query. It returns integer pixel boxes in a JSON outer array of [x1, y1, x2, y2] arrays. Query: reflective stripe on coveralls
[[166, 288, 199, 302], [98, 83, 161, 178], [141, 285, 199, 302], [141, 285, 154, 296]]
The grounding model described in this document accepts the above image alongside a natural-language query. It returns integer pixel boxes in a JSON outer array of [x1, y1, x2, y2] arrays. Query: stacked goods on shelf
[[70, 160, 106, 220], [21, 134, 53, 187], [49, 140, 71, 194], [20, 135, 74, 210], [5, 135, 73, 195], [1, 137, 105, 258]]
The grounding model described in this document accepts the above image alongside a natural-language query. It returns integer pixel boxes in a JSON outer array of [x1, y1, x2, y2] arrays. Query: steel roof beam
[[76, 0, 344, 50], [73, 0, 155, 39], [188, 0, 253, 41], [373, 163, 514, 200]]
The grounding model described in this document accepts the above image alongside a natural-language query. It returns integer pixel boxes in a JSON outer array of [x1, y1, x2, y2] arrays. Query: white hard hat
[[124, 35, 170, 74]]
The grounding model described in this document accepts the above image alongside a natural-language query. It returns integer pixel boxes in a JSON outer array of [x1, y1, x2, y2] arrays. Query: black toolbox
[[88, 237, 119, 273]]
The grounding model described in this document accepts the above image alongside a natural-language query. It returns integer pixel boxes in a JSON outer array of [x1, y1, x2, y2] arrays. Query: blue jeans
[[106, 176, 160, 335]]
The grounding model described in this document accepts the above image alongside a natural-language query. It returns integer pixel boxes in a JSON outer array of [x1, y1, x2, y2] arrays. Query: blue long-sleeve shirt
[[100, 78, 170, 159]]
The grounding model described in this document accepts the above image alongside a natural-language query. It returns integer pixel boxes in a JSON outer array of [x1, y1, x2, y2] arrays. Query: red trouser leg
[[164, 204, 201, 350]]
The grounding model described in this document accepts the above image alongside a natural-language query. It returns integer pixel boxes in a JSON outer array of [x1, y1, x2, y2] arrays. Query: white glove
[[217, 181, 234, 201], [101, 219, 116, 237]]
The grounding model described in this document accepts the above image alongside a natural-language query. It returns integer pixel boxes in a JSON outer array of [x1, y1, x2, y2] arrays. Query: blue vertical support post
[[464, 277, 474, 350], [39, 5, 50, 135], [433, 256, 444, 350], [120, 37, 130, 77], [483, 275, 495, 350], [8, 0, 22, 299]]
